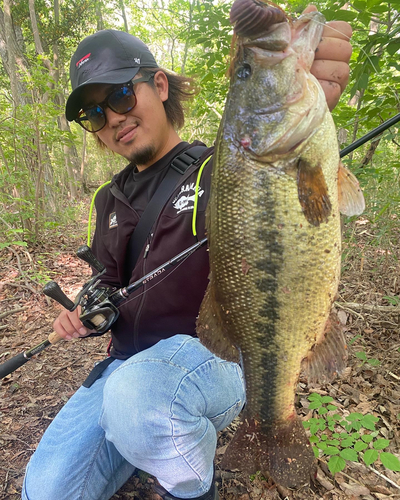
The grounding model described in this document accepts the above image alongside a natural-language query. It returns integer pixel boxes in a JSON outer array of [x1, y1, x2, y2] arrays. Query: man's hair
[[94, 68, 197, 149]]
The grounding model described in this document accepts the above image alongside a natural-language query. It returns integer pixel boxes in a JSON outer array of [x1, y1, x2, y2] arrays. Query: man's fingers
[[311, 59, 350, 92], [314, 37, 352, 63], [323, 20, 353, 41], [318, 80, 342, 111], [53, 309, 88, 340], [302, 4, 317, 14]]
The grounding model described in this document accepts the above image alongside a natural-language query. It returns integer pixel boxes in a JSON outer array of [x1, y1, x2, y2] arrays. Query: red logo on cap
[[76, 53, 91, 68]]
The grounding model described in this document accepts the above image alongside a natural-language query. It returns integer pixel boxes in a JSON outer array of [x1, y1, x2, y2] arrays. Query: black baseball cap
[[65, 30, 159, 121]]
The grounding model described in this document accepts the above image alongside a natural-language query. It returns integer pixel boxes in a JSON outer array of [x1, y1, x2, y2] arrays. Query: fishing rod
[[340, 112, 400, 158], [2, 113, 397, 379], [0, 238, 207, 379]]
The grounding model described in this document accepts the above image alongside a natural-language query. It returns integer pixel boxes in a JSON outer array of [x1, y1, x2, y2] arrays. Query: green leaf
[[362, 435, 374, 443], [361, 415, 379, 431], [318, 407, 328, 415], [326, 446, 340, 456], [340, 448, 359, 461], [387, 40, 400, 56], [309, 436, 319, 443], [363, 449, 379, 466], [341, 438, 354, 448], [308, 393, 322, 401], [321, 9, 357, 22], [327, 405, 337, 411], [358, 73, 370, 91], [326, 440, 340, 446], [373, 439, 390, 450], [313, 446, 320, 458], [347, 413, 363, 422], [367, 358, 380, 366], [354, 441, 368, 452], [309, 402, 322, 410], [355, 351, 367, 361], [321, 396, 334, 404], [318, 442, 328, 451], [380, 453, 400, 472], [328, 456, 346, 475]]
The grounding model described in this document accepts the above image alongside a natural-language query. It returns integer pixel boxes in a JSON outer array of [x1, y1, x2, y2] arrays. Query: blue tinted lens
[[108, 85, 136, 113]]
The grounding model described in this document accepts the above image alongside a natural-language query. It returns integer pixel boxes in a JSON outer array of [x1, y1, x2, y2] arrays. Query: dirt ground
[[0, 217, 399, 499]]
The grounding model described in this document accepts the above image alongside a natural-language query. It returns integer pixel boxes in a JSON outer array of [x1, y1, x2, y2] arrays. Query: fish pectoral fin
[[338, 161, 365, 216], [196, 281, 239, 363], [297, 159, 332, 227], [301, 310, 347, 384], [221, 417, 316, 488]]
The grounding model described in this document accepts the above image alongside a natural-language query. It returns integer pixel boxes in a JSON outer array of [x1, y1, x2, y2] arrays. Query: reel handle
[[76, 245, 105, 273], [43, 281, 75, 310]]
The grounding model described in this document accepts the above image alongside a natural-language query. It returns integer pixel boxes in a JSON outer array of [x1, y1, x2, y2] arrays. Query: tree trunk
[[96, 2, 104, 31], [120, 0, 129, 32], [360, 138, 381, 168]]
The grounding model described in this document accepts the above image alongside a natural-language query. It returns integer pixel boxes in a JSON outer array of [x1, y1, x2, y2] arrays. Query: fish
[[196, 0, 365, 488]]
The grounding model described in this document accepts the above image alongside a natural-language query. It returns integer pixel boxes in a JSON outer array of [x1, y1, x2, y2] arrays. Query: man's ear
[[153, 71, 169, 102]]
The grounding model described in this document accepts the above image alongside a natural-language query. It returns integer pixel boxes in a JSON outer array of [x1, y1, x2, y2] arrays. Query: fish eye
[[237, 63, 252, 79]]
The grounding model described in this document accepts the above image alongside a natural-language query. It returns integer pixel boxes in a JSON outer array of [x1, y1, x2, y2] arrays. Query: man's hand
[[304, 5, 353, 111], [53, 307, 93, 341]]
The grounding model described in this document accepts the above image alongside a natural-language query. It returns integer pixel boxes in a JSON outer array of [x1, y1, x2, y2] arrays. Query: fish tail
[[221, 416, 315, 488]]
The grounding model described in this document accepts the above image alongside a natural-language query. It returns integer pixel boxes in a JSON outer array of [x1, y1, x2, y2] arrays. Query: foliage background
[[0, 0, 399, 248]]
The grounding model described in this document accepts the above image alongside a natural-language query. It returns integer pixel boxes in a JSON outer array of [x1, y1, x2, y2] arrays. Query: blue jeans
[[22, 335, 245, 500]]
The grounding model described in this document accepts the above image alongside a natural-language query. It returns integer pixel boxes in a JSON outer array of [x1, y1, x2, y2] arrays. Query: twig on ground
[[0, 307, 28, 320], [318, 458, 364, 485], [368, 467, 400, 490], [335, 301, 364, 319], [336, 301, 400, 313], [51, 355, 85, 376], [2, 282, 36, 294]]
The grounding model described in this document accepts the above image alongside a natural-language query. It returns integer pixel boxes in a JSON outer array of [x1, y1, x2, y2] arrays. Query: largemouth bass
[[197, 0, 365, 488]]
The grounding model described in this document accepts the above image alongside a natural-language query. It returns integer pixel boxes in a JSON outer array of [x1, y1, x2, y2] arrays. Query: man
[[22, 9, 353, 500]]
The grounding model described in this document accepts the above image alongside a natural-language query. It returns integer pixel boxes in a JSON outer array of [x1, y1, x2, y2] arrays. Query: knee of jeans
[[100, 361, 174, 454]]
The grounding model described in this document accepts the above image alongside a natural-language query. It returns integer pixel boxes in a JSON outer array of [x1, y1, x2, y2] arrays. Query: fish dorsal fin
[[297, 159, 332, 226], [338, 162, 365, 216], [301, 310, 347, 384]]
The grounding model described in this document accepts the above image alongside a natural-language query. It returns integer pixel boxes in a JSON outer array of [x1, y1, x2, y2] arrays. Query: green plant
[[303, 393, 400, 475], [354, 350, 381, 367]]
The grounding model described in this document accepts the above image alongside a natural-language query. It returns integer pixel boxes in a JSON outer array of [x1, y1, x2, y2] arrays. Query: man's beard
[[128, 145, 157, 167]]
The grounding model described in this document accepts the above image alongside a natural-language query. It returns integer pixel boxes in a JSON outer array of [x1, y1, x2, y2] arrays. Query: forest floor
[[0, 215, 399, 500]]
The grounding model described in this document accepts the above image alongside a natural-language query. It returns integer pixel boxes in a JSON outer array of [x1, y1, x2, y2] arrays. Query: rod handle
[[0, 353, 28, 379], [48, 331, 63, 344]]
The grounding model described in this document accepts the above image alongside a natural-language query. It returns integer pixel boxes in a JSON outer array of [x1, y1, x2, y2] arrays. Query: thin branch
[[368, 466, 400, 490], [0, 306, 28, 320]]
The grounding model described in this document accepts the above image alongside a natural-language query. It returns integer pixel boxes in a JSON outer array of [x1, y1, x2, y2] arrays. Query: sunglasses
[[75, 74, 155, 133]]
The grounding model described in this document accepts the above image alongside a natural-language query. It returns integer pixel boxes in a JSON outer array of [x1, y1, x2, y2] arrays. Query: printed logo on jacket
[[109, 212, 118, 229], [172, 183, 204, 214]]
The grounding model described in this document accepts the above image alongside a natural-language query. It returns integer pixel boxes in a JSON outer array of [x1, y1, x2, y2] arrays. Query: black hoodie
[[91, 141, 213, 359]]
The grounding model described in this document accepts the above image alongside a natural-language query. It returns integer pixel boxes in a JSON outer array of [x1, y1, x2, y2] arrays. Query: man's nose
[[105, 107, 127, 127]]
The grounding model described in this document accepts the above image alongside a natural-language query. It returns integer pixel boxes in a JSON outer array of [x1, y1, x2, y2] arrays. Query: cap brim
[[65, 67, 140, 121]]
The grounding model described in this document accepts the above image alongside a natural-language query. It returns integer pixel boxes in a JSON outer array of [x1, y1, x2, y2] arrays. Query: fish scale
[[196, 0, 363, 487]]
